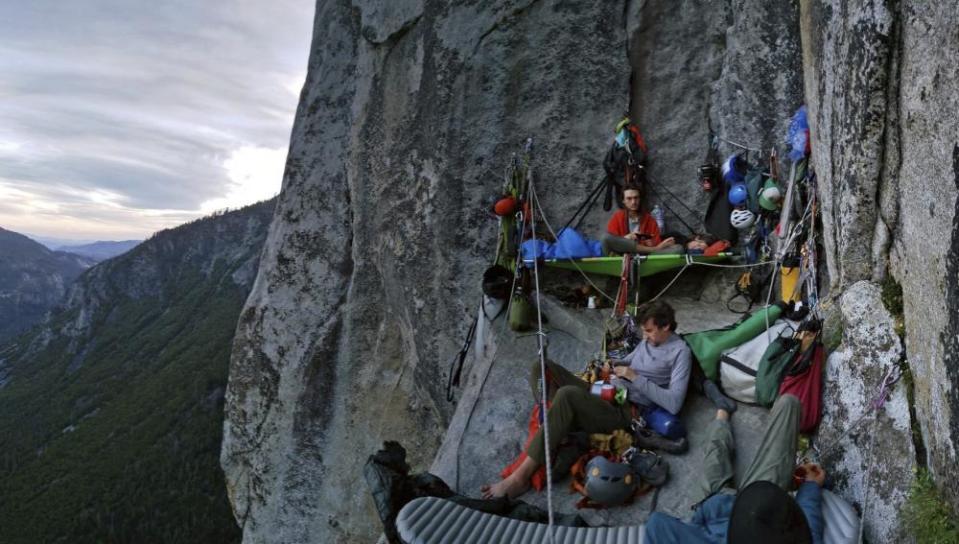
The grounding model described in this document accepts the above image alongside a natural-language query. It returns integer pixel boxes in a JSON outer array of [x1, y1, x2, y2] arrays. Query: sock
[[704, 379, 737, 413]]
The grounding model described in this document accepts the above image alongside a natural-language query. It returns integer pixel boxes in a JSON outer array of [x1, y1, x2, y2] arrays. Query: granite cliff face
[[221, 1, 804, 542], [222, 0, 958, 541], [801, 0, 959, 516]]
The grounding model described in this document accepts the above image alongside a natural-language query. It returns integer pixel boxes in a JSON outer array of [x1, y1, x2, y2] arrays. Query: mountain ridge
[[0, 227, 94, 342], [0, 199, 275, 543]]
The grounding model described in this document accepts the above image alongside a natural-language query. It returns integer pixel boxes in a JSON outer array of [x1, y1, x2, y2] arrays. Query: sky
[[0, 0, 315, 241]]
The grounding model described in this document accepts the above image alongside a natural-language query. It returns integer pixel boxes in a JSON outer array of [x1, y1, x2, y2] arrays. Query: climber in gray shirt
[[609, 301, 691, 415]]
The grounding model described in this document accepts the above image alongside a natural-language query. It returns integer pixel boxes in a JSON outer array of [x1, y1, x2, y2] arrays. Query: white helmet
[[730, 209, 756, 229]]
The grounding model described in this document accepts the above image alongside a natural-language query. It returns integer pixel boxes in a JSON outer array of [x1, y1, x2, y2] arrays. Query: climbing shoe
[[623, 448, 669, 487], [632, 427, 688, 455]]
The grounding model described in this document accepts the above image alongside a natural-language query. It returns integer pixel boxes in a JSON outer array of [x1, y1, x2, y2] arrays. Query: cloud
[[0, 0, 313, 240], [201, 146, 286, 213]]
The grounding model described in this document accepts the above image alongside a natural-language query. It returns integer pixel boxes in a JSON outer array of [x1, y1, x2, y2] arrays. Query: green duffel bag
[[683, 304, 784, 381], [755, 336, 801, 407]]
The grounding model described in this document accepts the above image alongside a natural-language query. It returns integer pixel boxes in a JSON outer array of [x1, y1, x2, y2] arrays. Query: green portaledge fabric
[[531, 253, 732, 278], [683, 305, 784, 382]]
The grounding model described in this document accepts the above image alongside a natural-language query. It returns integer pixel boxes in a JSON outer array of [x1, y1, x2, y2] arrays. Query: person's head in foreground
[[636, 300, 676, 346], [728, 481, 813, 543]]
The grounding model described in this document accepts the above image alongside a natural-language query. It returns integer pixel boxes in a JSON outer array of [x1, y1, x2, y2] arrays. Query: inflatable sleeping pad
[[397, 489, 859, 544]]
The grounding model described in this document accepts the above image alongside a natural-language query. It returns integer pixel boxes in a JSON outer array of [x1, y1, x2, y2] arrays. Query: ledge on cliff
[[430, 292, 775, 526]]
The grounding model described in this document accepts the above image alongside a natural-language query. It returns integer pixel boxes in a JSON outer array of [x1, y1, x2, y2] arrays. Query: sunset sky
[[0, 0, 314, 241]]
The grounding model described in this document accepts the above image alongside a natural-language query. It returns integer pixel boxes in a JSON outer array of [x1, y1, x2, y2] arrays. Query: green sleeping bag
[[683, 305, 784, 381]]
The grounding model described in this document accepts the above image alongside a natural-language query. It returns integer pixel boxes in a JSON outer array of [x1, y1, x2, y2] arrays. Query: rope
[[644, 256, 776, 302], [454, 304, 499, 492], [528, 176, 617, 304], [526, 142, 556, 541], [645, 175, 702, 235], [715, 134, 762, 153]]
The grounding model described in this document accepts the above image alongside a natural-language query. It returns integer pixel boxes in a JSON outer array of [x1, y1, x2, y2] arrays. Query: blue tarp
[[547, 228, 602, 260], [520, 228, 602, 266], [520, 239, 551, 261]]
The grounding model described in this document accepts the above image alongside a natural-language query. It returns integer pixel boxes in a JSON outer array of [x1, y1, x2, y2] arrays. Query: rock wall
[[627, 0, 804, 233], [222, 2, 631, 542], [817, 281, 915, 542], [224, 0, 959, 539], [801, 0, 959, 511], [221, 1, 811, 542]]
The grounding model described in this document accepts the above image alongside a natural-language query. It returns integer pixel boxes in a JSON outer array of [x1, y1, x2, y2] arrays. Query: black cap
[[727, 481, 812, 544]]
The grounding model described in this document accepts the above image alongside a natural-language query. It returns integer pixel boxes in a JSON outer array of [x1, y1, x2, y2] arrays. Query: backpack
[[703, 183, 738, 244], [602, 122, 648, 211], [779, 340, 826, 433], [718, 320, 794, 403]]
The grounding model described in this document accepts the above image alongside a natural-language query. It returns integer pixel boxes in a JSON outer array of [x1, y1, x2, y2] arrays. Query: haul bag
[[683, 305, 783, 381], [718, 320, 794, 403], [780, 342, 826, 433]]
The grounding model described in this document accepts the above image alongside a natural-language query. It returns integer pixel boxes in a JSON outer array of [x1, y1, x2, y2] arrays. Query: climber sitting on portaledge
[[601, 184, 681, 255]]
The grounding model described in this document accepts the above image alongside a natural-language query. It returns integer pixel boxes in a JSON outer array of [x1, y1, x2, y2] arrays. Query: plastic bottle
[[651, 204, 665, 232]]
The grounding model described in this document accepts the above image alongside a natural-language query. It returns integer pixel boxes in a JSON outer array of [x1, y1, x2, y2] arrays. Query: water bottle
[[651, 204, 665, 232]]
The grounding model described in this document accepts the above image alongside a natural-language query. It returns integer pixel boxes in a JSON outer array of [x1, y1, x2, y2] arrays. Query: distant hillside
[[56, 239, 141, 261], [0, 228, 94, 342], [26, 234, 97, 250], [0, 199, 275, 543]]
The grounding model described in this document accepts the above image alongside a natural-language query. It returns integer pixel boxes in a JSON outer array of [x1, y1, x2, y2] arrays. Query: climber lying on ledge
[[645, 394, 825, 543], [481, 301, 694, 499]]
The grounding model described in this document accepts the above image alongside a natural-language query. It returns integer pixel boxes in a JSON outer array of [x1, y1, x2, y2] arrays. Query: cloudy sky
[[0, 0, 314, 241]]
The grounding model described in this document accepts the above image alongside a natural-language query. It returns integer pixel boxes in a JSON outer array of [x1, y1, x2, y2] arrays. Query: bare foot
[[480, 475, 531, 499]]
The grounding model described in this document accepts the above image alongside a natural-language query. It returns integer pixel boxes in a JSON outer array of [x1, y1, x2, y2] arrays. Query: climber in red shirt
[[602, 185, 680, 255]]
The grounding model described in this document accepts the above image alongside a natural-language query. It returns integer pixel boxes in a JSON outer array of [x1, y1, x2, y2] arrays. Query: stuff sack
[[779, 341, 825, 433], [508, 293, 534, 331], [719, 320, 794, 403], [641, 405, 686, 440]]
